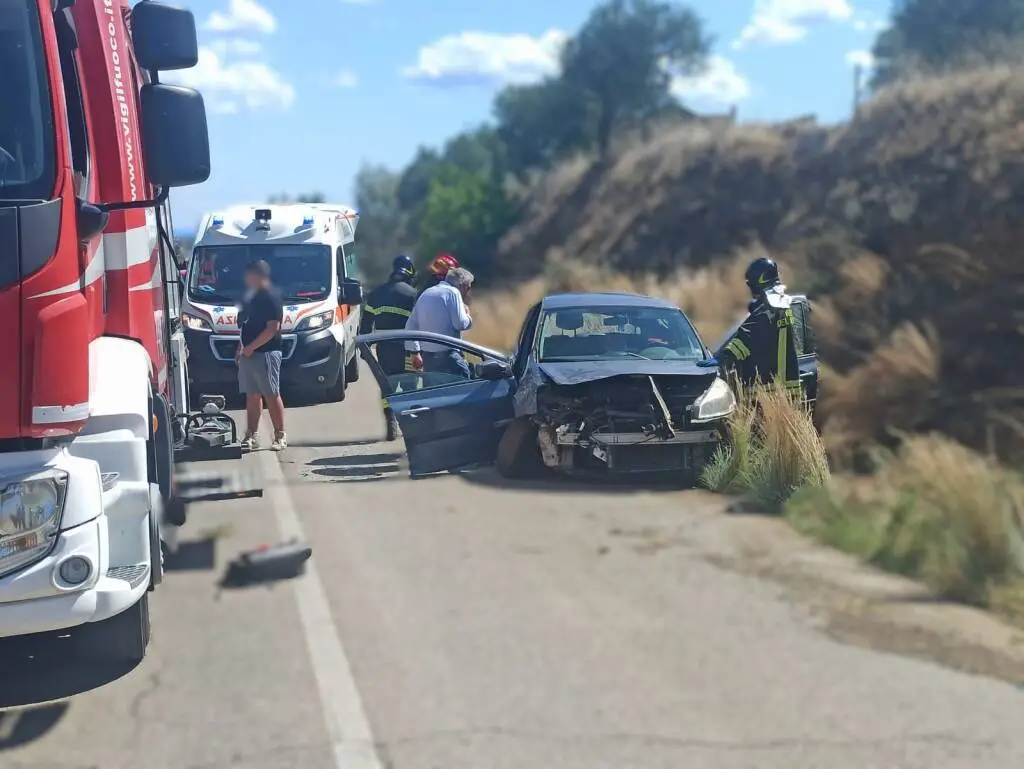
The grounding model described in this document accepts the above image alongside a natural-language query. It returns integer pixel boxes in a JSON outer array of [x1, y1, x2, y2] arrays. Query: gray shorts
[[238, 350, 282, 395]]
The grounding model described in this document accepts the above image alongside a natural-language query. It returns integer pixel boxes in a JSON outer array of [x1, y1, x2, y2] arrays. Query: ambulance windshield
[[188, 244, 333, 304]]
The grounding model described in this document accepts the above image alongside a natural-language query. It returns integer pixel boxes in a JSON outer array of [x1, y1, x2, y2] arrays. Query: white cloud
[[332, 70, 359, 88], [670, 55, 751, 105], [402, 29, 567, 87], [845, 49, 875, 69], [207, 38, 263, 57], [733, 0, 853, 48], [204, 0, 276, 35], [167, 46, 294, 113]]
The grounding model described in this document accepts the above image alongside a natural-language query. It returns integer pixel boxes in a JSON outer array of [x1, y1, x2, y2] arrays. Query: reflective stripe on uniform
[[364, 304, 411, 318], [376, 305, 411, 317], [777, 325, 789, 383], [726, 339, 751, 361]]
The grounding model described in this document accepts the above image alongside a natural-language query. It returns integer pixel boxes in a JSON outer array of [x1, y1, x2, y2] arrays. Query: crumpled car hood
[[537, 359, 714, 386]]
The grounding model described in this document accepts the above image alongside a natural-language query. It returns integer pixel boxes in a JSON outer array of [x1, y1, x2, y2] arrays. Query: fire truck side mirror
[[140, 84, 211, 188], [131, 2, 200, 72]]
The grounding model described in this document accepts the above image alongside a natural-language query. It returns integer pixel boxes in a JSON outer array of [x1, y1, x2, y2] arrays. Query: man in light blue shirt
[[405, 267, 474, 378]]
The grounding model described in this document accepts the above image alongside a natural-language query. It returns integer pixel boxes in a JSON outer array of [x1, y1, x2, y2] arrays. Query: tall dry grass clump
[[700, 381, 829, 514], [788, 434, 1024, 606]]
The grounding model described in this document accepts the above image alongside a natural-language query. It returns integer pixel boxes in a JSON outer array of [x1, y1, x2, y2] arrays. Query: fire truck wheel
[[71, 595, 151, 665], [345, 349, 360, 384], [149, 485, 164, 590], [150, 394, 174, 502]]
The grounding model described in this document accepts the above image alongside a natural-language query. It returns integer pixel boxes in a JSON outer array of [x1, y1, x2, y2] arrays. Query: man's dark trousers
[[423, 349, 471, 379]]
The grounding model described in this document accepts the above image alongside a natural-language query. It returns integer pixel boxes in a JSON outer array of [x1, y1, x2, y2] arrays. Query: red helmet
[[429, 253, 459, 277]]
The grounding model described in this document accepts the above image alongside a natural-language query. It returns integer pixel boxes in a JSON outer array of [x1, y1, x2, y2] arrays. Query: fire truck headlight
[[181, 312, 212, 332], [0, 471, 69, 578]]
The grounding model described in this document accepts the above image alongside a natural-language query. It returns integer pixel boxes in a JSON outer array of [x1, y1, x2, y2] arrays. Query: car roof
[[540, 291, 678, 311]]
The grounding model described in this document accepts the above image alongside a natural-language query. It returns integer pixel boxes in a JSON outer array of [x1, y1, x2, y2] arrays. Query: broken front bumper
[[540, 425, 725, 474]]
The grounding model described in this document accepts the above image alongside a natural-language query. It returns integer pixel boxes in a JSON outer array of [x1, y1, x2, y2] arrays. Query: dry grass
[[491, 61, 1024, 464], [700, 381, 830, 514], [469, 249, 760, 352], [787, 434, 1024, 609]]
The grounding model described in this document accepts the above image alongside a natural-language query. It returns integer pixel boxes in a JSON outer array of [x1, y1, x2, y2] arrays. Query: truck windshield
[[0, 0, 56, 201], [188, 245, 333, 304]]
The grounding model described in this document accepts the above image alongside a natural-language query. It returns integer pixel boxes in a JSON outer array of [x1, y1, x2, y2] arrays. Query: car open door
[[355, 330, 516, 477]]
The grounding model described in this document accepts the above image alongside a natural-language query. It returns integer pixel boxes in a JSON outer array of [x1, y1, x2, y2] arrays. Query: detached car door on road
[[356, 331, 516, 477]]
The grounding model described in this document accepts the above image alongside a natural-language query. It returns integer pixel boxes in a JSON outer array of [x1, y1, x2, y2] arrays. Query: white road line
[[257, 447, 385, 769]]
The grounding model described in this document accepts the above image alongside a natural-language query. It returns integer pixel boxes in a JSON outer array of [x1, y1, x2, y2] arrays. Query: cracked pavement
[[2, 363, 1024, 768]]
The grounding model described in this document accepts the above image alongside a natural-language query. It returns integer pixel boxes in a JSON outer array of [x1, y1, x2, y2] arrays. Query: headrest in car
[[554, 310, 584, 331]]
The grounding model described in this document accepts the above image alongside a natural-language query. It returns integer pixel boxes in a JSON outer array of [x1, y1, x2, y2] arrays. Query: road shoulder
[[686, 495, 1024, 684]]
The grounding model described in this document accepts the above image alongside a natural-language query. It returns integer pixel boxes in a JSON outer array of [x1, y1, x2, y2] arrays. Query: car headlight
[[181, 312, 212, 331], [297, 310, 335, 331], [0, 471, 69, 578], [691, 377, 736, 422]]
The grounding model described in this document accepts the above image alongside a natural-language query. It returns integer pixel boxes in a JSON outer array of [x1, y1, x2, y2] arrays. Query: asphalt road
[[2, 363, 1024, 768]]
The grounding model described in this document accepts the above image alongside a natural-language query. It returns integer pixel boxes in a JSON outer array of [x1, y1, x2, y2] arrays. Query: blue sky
[[169, 0, 891, 232]]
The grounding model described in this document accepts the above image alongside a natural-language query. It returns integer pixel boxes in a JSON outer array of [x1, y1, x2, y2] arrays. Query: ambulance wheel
[[345, 350, 360, 384], [325, 364, 347, 402], [71, 595, 151, 665]]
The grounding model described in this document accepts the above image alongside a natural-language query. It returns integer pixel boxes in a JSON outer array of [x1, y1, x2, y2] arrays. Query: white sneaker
[[240, 433, 259, 452], [271, 431, 288, 451]]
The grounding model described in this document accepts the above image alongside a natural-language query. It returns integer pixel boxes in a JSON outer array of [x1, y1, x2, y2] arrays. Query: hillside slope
[[492, 66, 1024, 464]]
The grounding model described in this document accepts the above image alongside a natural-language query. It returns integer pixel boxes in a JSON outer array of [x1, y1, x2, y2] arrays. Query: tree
[[352, 164, 409, 284], [396, 129, 509, 248], [494, 78, 594, 173], [871, 0, 1024, 87], [560, 0, 711, 158], [441, 127, 508, 178], [416, 165, 516, 284]]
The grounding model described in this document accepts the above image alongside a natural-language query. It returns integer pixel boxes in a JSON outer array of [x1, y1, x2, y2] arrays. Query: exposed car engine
[[530, 374, 723, 474]]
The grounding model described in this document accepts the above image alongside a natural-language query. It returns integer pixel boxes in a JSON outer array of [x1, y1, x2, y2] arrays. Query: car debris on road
[[220, 540, 313, 589]]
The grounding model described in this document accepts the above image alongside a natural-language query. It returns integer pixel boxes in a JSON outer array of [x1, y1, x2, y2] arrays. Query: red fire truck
[[0, 0, 251, 664]]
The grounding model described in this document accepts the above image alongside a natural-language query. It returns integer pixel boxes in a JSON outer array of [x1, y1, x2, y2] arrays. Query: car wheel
[[70, 595, 151, 665], [496, 418, 545, 479]]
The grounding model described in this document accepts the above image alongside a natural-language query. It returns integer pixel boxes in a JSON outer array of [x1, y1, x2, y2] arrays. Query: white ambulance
[[180, 203, 364, 401]]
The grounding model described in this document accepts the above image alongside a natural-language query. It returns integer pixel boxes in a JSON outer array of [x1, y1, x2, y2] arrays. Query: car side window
[[370, 338, 502, 395]]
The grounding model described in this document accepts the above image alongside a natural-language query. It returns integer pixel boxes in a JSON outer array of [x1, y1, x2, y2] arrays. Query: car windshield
[[0, 0, 55, 201], [537, 305, 706, 362], [188, 245, 333, 304]]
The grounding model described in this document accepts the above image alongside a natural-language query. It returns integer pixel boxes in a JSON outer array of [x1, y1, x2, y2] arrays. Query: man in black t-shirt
[[236, 259, 287, 451]]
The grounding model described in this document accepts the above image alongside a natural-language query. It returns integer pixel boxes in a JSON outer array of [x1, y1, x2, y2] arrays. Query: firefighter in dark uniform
[[718, 256, 801, 395], [359, 254, 418, 440]]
